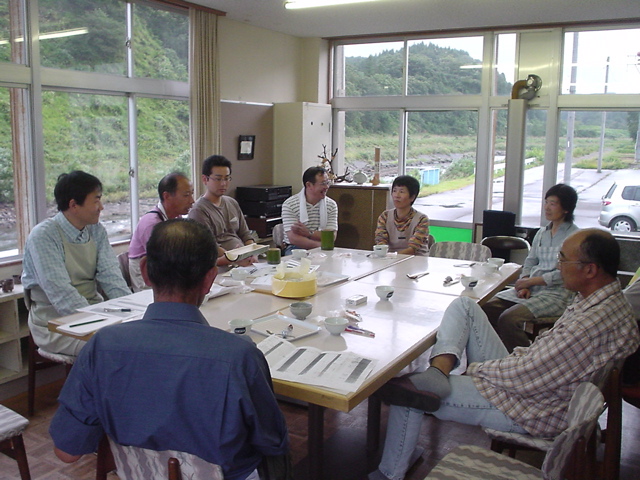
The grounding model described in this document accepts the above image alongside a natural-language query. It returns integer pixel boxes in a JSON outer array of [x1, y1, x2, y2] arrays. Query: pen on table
[[103, 308, 132, 312], [68, 318, 108, 328], [345, 325, 375, 338]]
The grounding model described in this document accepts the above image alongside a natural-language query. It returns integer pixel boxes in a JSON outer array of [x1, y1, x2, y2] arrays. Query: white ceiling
[[195, 0, 640, 39]]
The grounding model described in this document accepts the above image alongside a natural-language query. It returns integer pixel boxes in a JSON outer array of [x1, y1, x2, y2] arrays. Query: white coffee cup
[[373, 244, 389, 258], [229, 318, 253, 335]]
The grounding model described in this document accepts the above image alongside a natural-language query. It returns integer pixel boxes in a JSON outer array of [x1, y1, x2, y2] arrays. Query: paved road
[[414, 165, 640, 236]]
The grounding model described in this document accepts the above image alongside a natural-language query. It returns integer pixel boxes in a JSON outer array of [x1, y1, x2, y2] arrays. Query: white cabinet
[[273, 102, 332, 191], [0, 285, 28, 384]]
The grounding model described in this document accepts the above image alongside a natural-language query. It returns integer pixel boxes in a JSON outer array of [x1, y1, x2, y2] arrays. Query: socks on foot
[[409, 366, 451, 399]]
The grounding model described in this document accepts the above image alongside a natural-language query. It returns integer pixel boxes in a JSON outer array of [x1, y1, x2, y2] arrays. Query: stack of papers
[[257, 336, 377, 394]]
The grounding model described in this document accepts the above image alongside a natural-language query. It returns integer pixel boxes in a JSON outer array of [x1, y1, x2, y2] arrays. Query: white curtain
[[189, 9, 220, 197]]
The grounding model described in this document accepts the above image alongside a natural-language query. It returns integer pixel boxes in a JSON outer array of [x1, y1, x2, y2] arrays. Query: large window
[[562, 28, 640, 95], [333, 26, 640, 235], [0, 0, 190, 259], [0, 0, 26, 63], [39, 0, 127, 74]]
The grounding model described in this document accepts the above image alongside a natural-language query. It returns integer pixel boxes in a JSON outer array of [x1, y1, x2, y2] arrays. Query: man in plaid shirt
[[369, 228, 640, 480]]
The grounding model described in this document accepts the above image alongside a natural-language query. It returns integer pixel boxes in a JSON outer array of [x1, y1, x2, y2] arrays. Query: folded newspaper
[[257, 335, 376, 394]]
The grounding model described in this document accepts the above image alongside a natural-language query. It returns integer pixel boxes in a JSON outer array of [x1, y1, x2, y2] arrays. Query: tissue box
[[271, 272, 317, 298]]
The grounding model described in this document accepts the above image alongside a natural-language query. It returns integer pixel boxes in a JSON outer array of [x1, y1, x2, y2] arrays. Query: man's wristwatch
[[308, 229, 315, 238]]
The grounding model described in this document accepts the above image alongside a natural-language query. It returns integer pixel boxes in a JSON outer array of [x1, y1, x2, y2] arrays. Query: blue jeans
[[376, 297, 528, 480]]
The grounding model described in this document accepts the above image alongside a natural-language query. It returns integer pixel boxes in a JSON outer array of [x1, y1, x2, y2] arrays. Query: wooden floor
[[1, 379, 640, 479]]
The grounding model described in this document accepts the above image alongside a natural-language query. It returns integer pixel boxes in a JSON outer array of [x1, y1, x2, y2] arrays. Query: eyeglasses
[[316, 181, 332, 187], [206, 175, 232, 183], [556, 252, 589, 266]]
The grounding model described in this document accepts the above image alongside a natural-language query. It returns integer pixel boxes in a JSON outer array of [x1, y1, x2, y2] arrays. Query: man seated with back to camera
[[49, 219, 290, 480], [368, 228, 639, 480]]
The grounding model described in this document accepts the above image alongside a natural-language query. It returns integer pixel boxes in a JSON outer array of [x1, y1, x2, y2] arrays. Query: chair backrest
[[107, 437, 224, 480], [272, 223, 285, 250], [481, 236, 531, 263], [116, 251, 132, 290], [541, 382, 604, 480], [430, 241, 491, 262]]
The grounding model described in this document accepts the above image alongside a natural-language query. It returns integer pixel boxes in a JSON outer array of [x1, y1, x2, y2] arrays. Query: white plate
[[251, 314, 321, 340]]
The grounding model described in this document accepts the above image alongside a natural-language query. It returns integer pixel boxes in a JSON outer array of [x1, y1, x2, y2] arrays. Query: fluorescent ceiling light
[[285, 0, 377, 10], [0, 27, 88, 45]]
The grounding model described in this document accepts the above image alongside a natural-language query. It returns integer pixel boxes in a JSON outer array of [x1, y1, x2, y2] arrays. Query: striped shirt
[[375, 208, 430, 255], [281, 193, 338, 245], [468, 279, 640, 437], [22, 212, 130, 316]]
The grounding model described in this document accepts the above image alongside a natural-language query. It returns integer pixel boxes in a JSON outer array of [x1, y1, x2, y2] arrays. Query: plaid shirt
[[468, 279, 639, 437]]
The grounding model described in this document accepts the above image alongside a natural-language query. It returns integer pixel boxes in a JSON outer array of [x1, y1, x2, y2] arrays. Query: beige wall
[[218, 18, 329, 104], [218, 18, 302, 103]]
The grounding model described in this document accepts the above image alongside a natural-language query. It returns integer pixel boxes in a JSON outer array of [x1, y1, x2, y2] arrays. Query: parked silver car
[[598, 182, 640, 232]]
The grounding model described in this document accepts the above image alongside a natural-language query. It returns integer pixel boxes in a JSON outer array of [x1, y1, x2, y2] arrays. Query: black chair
[[481, 235, 530, 263]]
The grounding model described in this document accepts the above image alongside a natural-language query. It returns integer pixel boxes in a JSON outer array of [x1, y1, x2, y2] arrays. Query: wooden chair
[[524, 316, 559, 342], [116, 251, 133, 291], [0, 405, 31, 480], [27, 333, 74, 416], [96, 435, 224, 480], [429, 242, 491, 262], [428, 383, 604, 480], [485, 361, 622, 480]]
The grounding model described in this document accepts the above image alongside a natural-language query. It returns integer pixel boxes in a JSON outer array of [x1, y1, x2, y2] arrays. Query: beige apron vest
[[385, 209, 429, 256], [27, 225, 101, 355]]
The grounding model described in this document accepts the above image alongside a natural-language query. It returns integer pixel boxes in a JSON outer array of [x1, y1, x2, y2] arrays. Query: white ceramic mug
[[373, 244, 389, 258], [488, 257, 505, 268]]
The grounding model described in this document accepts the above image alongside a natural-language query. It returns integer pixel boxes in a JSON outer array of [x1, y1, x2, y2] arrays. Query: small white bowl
[[325, 316, 349, 335], [488, 257, 505, 268], [230, 268, 249, 281], [290, 301, 313, 320], [461, 275, 479, 289], [375, 285, 395, 301]]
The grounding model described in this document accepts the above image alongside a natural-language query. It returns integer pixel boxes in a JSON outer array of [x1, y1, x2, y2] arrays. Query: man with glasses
[[189, 155, 255, 266], [368, 228, 639, 480], [281, 166, 338, 255]]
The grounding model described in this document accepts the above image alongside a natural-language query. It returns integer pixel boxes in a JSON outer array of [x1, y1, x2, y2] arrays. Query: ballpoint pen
[[104, 308, 132, 312], [345, 325, 375, 338], [68, 318, 108, 328]]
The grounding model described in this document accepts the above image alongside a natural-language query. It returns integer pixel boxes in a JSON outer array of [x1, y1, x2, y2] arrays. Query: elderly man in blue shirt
[[49, 219, 290, 480], [22, 171, 130, 356]]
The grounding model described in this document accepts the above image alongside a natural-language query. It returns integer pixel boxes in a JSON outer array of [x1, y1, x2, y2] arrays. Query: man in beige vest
[[22, 171, 130, 356]]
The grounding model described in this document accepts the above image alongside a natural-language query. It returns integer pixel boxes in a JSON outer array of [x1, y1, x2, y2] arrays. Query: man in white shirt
[[280, 166, 338, 255]]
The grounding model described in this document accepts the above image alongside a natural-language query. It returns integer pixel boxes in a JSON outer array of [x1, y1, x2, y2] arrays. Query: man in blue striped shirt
[[22, 171, 130, 356]]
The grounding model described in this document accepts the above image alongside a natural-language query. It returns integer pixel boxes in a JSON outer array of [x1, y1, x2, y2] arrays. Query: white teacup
[[375, 285, 395, 300], [488, 257, 505, 269], [481, 262, 498, 275], [229, 318, 253, 335], [292, 249, 309, 259], [373, 244, 389, 258], [230, 268, 249, 281]]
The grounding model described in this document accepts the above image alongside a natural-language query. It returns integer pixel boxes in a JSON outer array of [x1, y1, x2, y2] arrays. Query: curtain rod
[[152, 0, 226, 15]]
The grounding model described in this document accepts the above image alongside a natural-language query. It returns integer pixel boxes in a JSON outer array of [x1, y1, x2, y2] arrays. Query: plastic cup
[[267, 248, 281, 264], [321, 230, 335, 250]]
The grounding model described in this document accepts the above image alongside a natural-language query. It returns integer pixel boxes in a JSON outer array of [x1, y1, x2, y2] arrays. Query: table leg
[[367, 395, 382, 470], [308, 403, 325, 480]]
